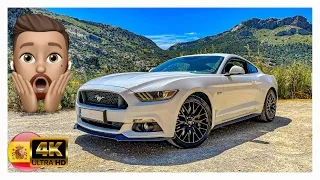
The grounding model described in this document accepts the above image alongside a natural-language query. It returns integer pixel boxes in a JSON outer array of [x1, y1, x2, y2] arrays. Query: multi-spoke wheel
[[259, 89, 277, 122], [168, 95, 212, 148]]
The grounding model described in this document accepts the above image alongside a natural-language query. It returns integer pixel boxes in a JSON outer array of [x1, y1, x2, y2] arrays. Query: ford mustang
[[74, 53, 278, 148]]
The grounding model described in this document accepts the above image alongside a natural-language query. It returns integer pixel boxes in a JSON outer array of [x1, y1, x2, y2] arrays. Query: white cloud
[[145, 32, 199, 50], [184, 32, 198, 35], [158, 43, 176, 50]]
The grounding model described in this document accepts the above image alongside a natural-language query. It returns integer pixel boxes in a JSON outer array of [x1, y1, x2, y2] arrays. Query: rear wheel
[[168, 95, 212, 148], [259, 89, 277, 122]]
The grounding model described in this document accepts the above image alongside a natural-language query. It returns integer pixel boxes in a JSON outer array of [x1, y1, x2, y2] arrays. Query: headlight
[[135, 90, 179, 102]]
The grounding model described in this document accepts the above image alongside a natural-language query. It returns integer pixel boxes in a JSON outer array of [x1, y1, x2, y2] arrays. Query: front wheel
[[259, 89, 277, 122], [168, 95, 212, 148]]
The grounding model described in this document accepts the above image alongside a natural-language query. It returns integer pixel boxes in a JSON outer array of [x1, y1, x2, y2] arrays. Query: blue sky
[[46, 8, 312, 50]]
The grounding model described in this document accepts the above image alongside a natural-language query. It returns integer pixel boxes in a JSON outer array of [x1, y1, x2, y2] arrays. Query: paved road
[[8, 100, 312, 172]]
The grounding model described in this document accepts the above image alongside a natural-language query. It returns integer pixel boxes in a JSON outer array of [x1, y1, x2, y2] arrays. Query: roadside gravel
[[8, 99, 312, 172]]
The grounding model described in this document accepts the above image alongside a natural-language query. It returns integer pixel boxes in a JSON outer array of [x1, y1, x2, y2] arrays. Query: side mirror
[[226, 65, 245, 76], [149, 67, 155, 72]]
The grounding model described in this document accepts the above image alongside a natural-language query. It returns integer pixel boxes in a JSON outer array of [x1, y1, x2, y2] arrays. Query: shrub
[[254, 61, 312, 99], [7, 60, 312, 112], [60, 69, 89, 108], [8, 74, 23, 111]]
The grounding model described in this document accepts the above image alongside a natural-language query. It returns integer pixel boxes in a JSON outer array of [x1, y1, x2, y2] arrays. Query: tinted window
[[247, 62, 258, 73], [151, 56, 224, 74], [162, 62, 190, 71], [223, 59, 248, 74]]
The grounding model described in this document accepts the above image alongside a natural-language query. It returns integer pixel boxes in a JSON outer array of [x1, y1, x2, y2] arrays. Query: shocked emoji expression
[[12, 31, 70, 100]]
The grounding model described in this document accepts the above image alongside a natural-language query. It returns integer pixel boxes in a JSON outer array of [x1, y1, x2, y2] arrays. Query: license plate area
[[80, 108, 106, 123]]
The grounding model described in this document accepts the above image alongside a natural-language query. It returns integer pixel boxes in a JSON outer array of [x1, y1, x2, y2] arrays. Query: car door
[[218, 58, 258, 123], [246, 61, 261, 110]]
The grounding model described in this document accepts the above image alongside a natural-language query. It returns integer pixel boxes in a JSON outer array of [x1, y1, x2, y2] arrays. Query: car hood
[[85, 72, 198, 90]]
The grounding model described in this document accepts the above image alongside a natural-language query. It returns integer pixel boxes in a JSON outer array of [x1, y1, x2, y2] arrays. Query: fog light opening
[[143, 123, 154, 132], [132, 122, 162, 132]]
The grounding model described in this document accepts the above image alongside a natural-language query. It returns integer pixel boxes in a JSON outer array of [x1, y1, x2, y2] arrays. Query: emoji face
[[12, 31, 70, 99]]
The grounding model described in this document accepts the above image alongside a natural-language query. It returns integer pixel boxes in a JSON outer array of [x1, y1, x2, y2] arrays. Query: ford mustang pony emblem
[[95, 95, 105, 102]]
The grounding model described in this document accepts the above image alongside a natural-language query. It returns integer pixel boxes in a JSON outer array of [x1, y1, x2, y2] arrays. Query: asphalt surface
[[8, 100, 312, 172]]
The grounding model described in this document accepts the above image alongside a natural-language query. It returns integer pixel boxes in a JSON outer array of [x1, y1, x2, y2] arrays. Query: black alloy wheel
[[168, 95, 212, 148], [259, 89, 277, 122]]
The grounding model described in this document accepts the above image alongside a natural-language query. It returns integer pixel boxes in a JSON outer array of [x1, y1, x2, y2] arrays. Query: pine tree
[[211, 44, 215, 53]]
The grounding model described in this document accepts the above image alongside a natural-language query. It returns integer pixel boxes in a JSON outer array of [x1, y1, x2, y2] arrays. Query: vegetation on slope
[[7, 9, 312, 112]]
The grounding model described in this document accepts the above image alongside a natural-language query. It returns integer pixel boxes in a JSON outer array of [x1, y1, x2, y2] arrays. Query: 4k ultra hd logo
[[30, 137, 68, 167]]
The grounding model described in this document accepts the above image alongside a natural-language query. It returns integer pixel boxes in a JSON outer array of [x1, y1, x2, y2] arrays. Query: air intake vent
[[79, 90, 128, 109]]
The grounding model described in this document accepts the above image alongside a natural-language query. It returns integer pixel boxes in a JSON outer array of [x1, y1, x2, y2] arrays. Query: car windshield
[[150, 56, 225, 74]]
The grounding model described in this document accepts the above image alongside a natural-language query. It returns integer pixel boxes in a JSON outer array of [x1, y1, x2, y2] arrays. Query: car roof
[[180, 53, 244, 59]]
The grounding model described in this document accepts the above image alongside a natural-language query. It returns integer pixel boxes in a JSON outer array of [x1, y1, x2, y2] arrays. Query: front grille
[[85, 91, 118, 106], [81, 118, 123, 130], [79, 90, 128, 109]]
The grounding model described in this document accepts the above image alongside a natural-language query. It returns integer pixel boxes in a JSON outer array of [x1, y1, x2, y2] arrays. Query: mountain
[[168, 15, 312, 66], [7, 8, 312, 74], [7, 8, 171, 73]]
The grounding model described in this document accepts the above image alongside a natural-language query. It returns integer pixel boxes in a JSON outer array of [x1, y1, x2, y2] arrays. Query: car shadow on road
[[75, 116, 291, 166]]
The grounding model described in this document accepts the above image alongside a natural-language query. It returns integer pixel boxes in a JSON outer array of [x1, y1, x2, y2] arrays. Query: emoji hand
[[12, 72, 38, 113], [44, 71, 70, 113]]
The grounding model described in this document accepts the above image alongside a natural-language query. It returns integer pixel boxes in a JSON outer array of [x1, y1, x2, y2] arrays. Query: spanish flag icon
[[8, 132, 40, 171]]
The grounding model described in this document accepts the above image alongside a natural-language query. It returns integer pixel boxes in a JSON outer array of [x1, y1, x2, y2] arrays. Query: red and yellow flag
[[8, 132, 40, 171]]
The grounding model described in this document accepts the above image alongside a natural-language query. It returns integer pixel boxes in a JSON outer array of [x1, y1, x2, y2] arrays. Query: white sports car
[[74, 53, 278, 148]]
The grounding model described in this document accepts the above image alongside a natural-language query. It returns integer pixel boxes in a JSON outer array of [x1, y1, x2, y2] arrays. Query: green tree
[[211, 44, 215, 53], [244, 44, 252, 59]]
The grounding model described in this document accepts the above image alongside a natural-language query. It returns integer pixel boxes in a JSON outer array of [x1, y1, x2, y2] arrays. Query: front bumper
[[74, 123, 169, 141], [75, 84, 185, 141]]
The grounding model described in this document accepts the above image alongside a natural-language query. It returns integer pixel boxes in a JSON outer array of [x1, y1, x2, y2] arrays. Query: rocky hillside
[[169, 15, 312, 66], [8, 8, 170, 73], [8, 9, 312, 73], [232, 15, 311, 33]]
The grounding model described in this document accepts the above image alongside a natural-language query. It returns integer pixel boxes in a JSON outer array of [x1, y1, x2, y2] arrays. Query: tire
[[258, 89, 277, 122], [168, 95, 212, 148]]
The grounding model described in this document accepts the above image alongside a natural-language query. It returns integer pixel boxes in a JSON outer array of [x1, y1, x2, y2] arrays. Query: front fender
[[256, 74, 278, 111], [170, 87, 217, 132]]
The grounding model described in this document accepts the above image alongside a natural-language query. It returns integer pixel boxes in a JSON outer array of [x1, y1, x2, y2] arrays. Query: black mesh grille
[[80, 90, 127, 108]]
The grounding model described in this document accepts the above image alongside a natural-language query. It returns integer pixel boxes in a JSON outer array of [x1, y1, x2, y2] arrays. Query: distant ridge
[[7, 9, 312, 73], [168, 15, 312, 65]]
